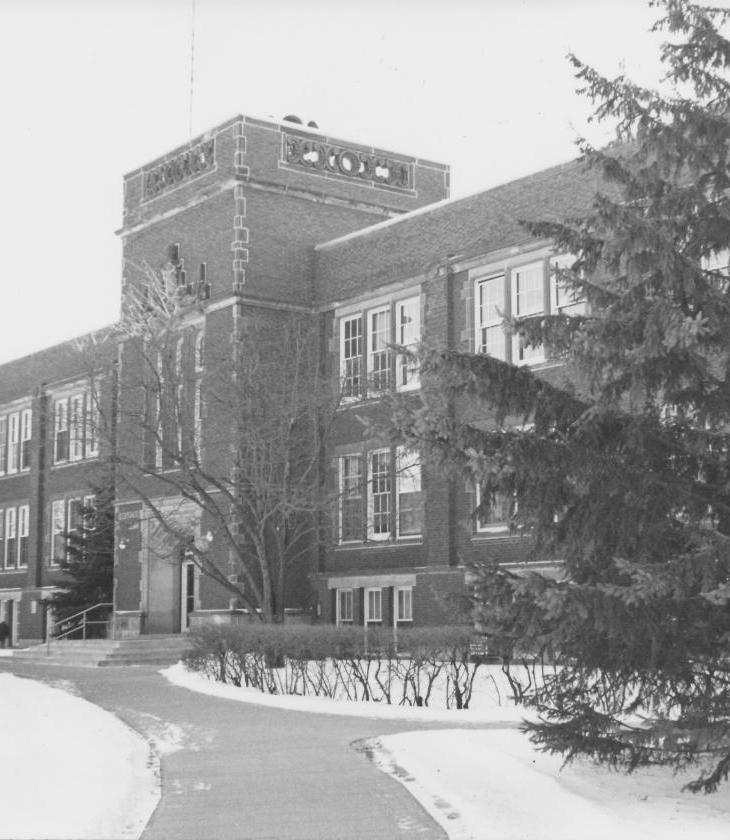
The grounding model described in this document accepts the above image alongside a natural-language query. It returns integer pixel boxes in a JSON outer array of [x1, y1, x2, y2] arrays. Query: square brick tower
[[114, 114, 449, 634]]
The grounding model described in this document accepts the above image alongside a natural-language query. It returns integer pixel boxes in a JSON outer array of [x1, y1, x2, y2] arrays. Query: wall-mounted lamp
[[118, 539, 128, 551], [205, 531, 214, 543]]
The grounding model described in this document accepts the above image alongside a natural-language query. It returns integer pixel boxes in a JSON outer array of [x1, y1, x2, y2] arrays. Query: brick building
[[0, 113, 597, 642]]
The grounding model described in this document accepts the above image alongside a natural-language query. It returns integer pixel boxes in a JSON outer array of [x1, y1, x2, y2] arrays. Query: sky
[[0, 0, 689, 364]]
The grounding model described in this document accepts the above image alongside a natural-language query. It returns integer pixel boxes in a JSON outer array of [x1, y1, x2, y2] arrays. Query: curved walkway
[[0, 661, 490, 839]]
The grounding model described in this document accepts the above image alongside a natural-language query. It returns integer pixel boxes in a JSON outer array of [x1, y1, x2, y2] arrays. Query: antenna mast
[[188, 0, 196, 138]]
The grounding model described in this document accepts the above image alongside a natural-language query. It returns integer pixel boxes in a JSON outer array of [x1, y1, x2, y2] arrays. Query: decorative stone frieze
[[143, 138, 216, 200], [283, 134, 413, 190]]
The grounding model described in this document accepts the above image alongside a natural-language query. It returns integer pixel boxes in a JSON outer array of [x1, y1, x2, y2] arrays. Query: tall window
[[369, 307, 392, 392], [339, 295, 421, 400], [397, 449, 423, 537], [550, 255, 586, 318], [365, 588, 383, 623], [0, 416, 6, 475], [396, 297, 420, 390], [369, 450, 391, 540], [18, 505, 29, 568], [336, 588, 353, 625], [476, 275, 506, 360], [20, 409, 32, 470], [511, 261, 545, 365], [54, 400, 69, 463], [339, 455, 363, 542], [4, 507, 16, 569], [51, 499, 66, 565], [396, 587, 413, 622], [475, 484, 516, 533], [7, 413, 19, 474], [341, 316, 363, 398], [85, 397, 99, 458], [69, 394, 85, 461]]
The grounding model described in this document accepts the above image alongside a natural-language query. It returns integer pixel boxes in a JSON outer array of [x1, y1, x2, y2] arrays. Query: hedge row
[[183, 623, 485, 709]]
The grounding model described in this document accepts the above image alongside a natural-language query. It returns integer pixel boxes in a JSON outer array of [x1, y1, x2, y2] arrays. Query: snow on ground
[[162, 661, 528, 724], [0, 673, 159, 840], [374, 729, 730, 840], [164, 661, 730, 840]]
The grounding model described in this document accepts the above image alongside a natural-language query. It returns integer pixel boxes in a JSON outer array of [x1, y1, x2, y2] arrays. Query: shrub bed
[[184, 623, 485, 709]]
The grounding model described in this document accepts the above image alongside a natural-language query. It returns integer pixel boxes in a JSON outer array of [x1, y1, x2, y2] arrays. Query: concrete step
[[10, 636, 194, 668]]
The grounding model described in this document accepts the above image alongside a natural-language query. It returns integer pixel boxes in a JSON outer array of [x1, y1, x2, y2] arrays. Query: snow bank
[[373, 729, 730, 840], [162, 661, 529, 724], [0, 673, 159, 839]]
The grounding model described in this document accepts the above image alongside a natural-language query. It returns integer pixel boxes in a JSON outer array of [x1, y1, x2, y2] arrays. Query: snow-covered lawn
[[164, 661, 730, 840], [0, 673, 159, 840]]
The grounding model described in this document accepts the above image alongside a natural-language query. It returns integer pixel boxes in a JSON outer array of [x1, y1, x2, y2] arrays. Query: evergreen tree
[[393, 0, 730, 792], [49, 485, 114, 633]]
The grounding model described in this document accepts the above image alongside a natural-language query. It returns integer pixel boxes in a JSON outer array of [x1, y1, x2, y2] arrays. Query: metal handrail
[[47, 602, 114, 653]]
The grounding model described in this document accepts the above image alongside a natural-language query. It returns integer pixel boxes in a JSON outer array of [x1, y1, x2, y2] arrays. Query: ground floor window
[[396, 586, 413, 622], [0, 504, 29, 570], [336, 588, 353, 625], [365, 587, 382, 623]]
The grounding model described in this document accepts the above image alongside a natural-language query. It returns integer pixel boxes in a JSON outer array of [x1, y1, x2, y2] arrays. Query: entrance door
[[180, 561, 196, 632]]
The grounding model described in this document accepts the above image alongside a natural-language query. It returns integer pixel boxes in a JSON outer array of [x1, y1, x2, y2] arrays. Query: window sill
[[0, 471, 30, 480], [337, 386, 421, 410], [52, 456, 99, 470], [335, 538, 423, 550], [0, 568, 26, 574]]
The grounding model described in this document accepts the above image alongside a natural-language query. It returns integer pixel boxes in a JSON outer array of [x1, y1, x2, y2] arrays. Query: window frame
[[474, 273, 507, 360], [20, 408, 32, 471], [17, 504, 29, 568], [336, 588, 353, 625], [365, 587, 383, 623], [396, 586, 413, 622], [368, 449, 392, 541], [339, 293, 421, 402], [338, 454, 364, 543], [367, 305, 392, 394], [4, 506, 17, 569], [475, 483, 516, 534], [340, 314, 364, 399], [7, 412, 19, 475], [0, 416, 6, 476], [510, 260, 546, 366], [396, 447, 423, 538], [50, 498, 67, 566]]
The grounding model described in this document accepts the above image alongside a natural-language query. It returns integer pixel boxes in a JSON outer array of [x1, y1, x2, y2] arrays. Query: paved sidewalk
[[0, 661, 477, 839]]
